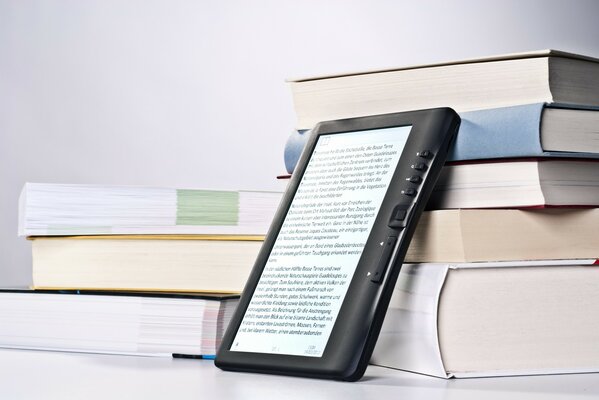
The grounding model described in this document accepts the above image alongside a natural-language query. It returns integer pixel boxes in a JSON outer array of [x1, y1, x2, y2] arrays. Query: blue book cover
[[283, 103, 599, 174]]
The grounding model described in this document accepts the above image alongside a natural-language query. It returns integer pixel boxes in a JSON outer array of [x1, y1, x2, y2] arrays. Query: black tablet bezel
[[216, 108, 460, 381]]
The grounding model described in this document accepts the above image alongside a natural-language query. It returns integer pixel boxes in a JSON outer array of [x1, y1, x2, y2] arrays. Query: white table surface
[[1, 348, 598, 400]]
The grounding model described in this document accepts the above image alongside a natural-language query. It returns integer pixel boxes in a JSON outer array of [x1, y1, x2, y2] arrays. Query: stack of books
[[6, 183, 283, 358], [285, 50, 599, 378]]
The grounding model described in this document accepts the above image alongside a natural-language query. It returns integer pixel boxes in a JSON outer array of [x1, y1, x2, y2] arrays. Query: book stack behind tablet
[[285, 50, 599, 378], [8, 183, 283, 357]]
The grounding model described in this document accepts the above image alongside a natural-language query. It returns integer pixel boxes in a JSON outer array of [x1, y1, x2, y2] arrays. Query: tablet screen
[[231, 125, 411, 357]]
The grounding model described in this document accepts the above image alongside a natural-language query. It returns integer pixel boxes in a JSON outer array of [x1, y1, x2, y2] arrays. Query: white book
[[288, 49, 599, 129], [18, 183, 283, 236], [371, 259, 599, 378], [429, 158, 599, 209], [0, 290, 238, 357]]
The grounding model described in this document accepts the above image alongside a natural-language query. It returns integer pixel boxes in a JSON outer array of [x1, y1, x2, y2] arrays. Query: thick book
[[370, 260, 599, 378], [283, 103, 599, 174], [0, 289, 239, 357], [450, 103, 599, 160], [278, 158, 599, 208], [18, 183, 283, 236], [405, 208, 599, 263], [288, 49, 599, 129], [429, 158, 599, 209], [30, 235, 263, 293]]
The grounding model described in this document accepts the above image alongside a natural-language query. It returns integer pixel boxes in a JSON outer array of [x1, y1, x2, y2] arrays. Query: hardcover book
[[405, 208, 599, 263], [429, 158, 599, 209], [283, 103, 599, 174], [371, 260, 599, 378], [288, 50, 599, 129]]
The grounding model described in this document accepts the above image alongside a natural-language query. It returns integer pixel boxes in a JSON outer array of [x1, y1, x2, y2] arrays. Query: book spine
[[447, 103, 545, 161]]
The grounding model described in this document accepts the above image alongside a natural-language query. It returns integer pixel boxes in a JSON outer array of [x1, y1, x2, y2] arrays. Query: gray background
[[2, 0, 599, 287]]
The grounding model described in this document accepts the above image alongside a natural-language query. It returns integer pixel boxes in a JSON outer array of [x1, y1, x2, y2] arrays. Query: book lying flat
[[429, 158, 599, 209], [283, 103, 599, 174], [450, 103, 599, 160], [288, 49, 599, 129], [279, 158, 599, 208], [405, 208, 599, 263], [371, 260, 599, 378], [18, 183, 283, 236], [31, 236, 263, 293], [0, 289, 239, 357]]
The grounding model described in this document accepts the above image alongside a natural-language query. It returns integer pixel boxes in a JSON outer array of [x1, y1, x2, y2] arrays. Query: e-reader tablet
[[215, 108, 460, 381]]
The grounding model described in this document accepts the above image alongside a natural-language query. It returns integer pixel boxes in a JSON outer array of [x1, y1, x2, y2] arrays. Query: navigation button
[[407, 175, 422, 184], [412, 162, 427, 171], [402, 188, 417, 196], [389, 205, 411, 229], [417, 150, 433, 158], [392, 207, 407, 221]]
